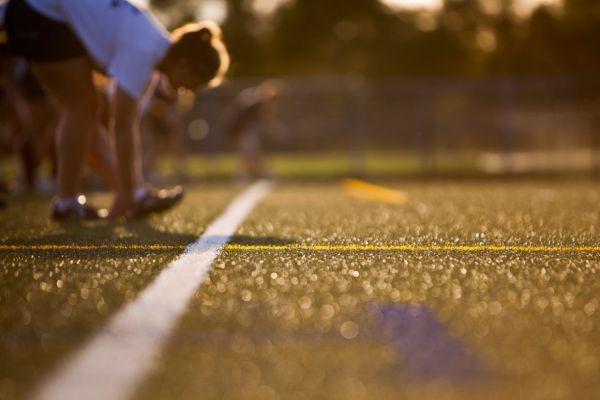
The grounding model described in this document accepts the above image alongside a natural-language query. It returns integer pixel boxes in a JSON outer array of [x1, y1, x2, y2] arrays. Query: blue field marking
[[373, 304, 489, 382]]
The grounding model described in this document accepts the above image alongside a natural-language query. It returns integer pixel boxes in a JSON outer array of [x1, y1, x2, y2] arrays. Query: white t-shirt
[[25, 0, 171, 99]]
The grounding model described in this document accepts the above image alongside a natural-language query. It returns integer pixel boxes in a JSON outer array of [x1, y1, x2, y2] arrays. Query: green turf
[[0, 184, 238, 400], [134, 181, 599, 400], [1, 180, 599, 400], [157, 151, 484, 180]]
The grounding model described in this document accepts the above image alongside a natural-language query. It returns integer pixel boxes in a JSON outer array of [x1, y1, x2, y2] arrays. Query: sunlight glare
[[196, 0, 227, 23], [381, 0, 560, 13]]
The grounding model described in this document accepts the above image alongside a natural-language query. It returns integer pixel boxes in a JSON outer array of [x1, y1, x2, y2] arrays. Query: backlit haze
[[382, 0, 560, 15], [197, 0, 562, 23]]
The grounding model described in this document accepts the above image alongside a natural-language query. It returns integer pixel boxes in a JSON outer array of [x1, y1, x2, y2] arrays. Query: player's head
[[164, 21, 229, 90]]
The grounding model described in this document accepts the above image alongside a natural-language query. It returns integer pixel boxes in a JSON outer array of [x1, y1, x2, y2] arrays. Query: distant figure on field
[[223, 80, 286, 182]]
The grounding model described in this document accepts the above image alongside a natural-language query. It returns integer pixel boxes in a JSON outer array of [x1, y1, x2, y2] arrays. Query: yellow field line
[[342, 179, 409, 205], [1, 244, 599, 252], [225, 244, 600, 252], [0, 244, 185, 251]]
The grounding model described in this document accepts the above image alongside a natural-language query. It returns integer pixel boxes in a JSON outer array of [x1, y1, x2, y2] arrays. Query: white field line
[[31, 180, 273, 400]]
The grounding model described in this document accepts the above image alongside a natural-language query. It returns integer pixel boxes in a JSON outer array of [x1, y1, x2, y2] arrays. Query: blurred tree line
[[150, 0, 600, 78]]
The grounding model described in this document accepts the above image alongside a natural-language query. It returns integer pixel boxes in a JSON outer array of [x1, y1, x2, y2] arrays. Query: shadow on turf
[[5, 219, 199, 248], [4, 219, 296, 257], [227, 235, 297, 246]]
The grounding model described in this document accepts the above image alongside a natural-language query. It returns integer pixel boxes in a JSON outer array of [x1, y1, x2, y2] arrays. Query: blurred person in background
[[140, 75, 192, 185], [0, 60, 57, 193], [0, 46, 118, 198], [3, 0, 228, 220], [1, 17, 58, 197], [223, 79, 286, 182]]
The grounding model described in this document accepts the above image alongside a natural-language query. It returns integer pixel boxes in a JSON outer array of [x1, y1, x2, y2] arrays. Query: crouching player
[[4, 0, 229, 219]]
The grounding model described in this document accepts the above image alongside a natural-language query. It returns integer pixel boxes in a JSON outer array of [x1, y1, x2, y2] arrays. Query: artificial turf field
[[0, 179, 599, 400]]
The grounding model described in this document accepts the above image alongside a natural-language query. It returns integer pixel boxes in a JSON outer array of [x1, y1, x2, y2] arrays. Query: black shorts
[[5, 0, 87, 62]]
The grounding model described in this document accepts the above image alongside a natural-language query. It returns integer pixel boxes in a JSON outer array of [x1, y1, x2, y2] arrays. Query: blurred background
[[2, 0, 600, 189]]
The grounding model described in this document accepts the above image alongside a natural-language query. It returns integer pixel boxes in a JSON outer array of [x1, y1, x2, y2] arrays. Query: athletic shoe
[[51, 195, 108, 221], [134, 185, 184, 217]]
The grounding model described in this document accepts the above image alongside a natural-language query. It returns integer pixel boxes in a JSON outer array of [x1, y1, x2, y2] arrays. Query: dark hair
[[170, 21, 229, 87]]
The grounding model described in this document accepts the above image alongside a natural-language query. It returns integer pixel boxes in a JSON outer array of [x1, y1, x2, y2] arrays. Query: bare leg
[[133, 121, 144, 189], [30, 57, 97, 199], [86, 124, 118, 190]]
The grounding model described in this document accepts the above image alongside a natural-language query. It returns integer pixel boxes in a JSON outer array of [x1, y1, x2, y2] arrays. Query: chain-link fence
[[191, 75, 600, 175]]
